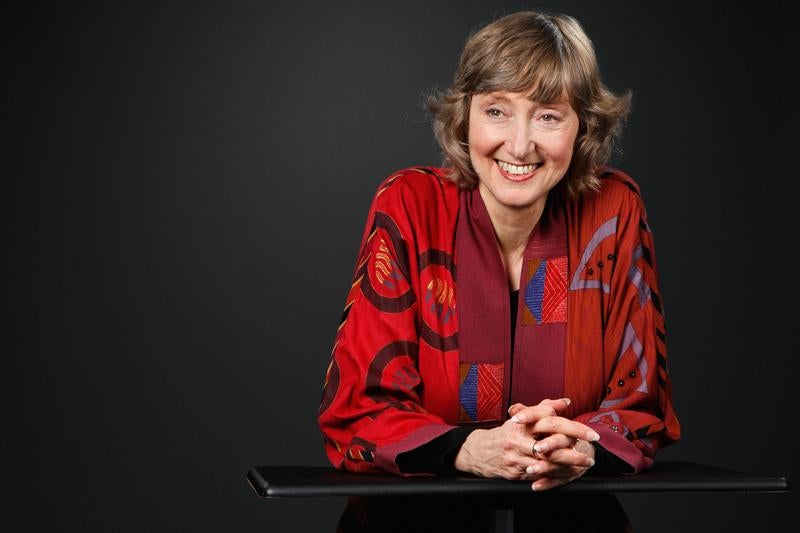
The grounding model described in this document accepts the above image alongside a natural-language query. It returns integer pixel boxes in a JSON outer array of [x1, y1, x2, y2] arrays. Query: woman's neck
[[478, 186, 547, 289]]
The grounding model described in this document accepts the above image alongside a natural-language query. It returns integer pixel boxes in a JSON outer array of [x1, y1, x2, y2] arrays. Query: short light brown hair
[[427, 11, 631, 196]]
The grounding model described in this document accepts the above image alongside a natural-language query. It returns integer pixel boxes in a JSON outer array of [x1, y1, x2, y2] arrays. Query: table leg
[[490, 508, 514, 533]]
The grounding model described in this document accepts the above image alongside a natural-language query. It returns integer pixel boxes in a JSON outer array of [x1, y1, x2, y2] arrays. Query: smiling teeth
[[497, 160, 537, 174]]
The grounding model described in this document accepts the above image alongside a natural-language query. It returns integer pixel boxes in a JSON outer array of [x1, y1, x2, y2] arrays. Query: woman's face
[[468, 90, 580, 216]]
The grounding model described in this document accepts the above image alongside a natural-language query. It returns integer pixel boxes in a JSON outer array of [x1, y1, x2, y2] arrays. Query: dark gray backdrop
[[6, 0, 798, 531]]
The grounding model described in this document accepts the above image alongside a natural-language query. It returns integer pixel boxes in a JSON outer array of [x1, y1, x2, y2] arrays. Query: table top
[[247, 462, 789, 498]]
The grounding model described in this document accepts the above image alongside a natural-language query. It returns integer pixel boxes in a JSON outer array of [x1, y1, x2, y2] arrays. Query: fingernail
[[531, 482, 538, 491], [589, 431, 600, 441], [534, 443, 547, 453], [562, 397, 571, 405], [510, 415, 521, 423], [526, 465, 537, 474], [588, 458, 596, 467]]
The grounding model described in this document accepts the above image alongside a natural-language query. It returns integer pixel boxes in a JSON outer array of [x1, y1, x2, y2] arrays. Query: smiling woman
[[427, 11, 631, 197], [318, 10, 679, 533], [470, 93, 578, 202]]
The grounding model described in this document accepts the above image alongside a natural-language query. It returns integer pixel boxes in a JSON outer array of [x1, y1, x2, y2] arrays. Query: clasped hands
[[453, 398, 600, 491]]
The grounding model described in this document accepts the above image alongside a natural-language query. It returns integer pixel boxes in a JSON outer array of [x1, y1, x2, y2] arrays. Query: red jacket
[[319, 166, 680, 475]]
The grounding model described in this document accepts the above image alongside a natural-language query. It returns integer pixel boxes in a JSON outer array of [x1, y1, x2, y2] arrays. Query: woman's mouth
[[496, 159, 541, 182]]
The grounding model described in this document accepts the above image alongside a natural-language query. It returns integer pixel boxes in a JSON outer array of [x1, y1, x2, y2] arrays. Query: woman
[[318, 10, 679, 532]]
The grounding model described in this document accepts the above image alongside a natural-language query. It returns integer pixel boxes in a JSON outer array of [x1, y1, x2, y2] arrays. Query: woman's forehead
[[474, 90, 572, 106]]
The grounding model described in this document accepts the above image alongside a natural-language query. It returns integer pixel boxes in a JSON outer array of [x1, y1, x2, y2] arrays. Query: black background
[[6, 1, 798, 531]]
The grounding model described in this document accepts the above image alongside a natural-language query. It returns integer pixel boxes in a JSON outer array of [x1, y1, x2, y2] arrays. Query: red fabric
[[318, 166, 680, 475], [456, 185, 568, 421], [542, 257, 568, 322], [476, 364, 504, 421]]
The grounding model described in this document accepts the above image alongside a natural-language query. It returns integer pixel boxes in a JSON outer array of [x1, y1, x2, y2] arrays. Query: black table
[[247, 462, 789, 532]]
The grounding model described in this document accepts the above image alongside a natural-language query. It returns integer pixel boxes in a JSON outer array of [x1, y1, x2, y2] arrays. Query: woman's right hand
[[453, 398, 596, 480]]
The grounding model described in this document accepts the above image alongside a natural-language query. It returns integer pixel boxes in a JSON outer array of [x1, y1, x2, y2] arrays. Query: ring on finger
[[531, 439, 541, 459]]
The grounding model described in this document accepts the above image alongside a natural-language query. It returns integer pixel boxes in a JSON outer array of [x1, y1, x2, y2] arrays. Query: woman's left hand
[[508, 402, 597, 491]]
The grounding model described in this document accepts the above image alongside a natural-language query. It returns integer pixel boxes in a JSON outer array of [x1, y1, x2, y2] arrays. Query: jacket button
[[629, 371, 636, 378], [617, 379, 624, 387], [607, 253, 615, 261]]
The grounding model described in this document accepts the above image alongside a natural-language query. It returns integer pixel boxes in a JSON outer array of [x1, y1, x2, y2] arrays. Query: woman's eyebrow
[[541, 102, 570, 110], [482, 92, 512, 103]]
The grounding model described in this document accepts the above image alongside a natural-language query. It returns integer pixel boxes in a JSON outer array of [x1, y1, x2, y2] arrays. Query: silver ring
[[531, 439, 540, 459]]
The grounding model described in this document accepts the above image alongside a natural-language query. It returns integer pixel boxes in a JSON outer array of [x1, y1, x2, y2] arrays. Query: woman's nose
[[505, 119, 535, 161]]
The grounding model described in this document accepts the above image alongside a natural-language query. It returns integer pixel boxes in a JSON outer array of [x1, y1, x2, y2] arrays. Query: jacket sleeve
[[318, 175, 456, 475], [573, 187, 680, 474]]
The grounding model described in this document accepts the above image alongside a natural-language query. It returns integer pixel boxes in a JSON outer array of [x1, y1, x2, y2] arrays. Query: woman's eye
[[540, 113, 558, 122], [486, 108, 503, 118]]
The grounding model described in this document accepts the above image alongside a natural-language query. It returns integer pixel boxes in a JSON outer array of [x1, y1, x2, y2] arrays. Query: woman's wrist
[[453, 428, 485, 474]]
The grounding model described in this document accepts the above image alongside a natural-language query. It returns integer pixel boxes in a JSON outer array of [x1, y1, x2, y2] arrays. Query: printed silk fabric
[[318, 166, 680, 475]]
